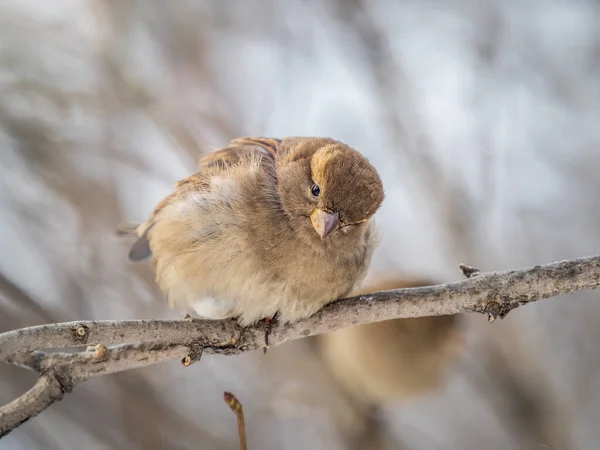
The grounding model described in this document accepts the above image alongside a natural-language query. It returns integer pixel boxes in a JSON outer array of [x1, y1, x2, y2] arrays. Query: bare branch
[[0, 343, 186, 437], [0, 374, 65, 437], [3, 254, 600, 358], [1, 254, 600, 437], [4, 343, 188, 379]]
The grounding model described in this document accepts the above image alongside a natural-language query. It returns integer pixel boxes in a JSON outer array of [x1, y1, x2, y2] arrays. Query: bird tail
[[116, 222, 153, 261], [116, 223, 140, 236]]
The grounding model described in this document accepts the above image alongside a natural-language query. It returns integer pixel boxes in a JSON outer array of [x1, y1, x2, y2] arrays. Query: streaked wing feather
[[128, 137, 282, 262], [199, 137, 281, 169]]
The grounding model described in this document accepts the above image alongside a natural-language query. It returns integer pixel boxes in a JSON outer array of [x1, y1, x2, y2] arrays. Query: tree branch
[[4, 344, 188, 379], [0, 343, 187, 437], [2, 254, 600, 438], [0, 373, 65, 436]]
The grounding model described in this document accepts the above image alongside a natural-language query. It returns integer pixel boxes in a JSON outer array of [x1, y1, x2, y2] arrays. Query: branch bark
[[2, 254, 600, 438]]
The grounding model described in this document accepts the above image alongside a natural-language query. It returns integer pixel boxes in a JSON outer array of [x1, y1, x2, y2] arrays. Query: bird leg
[[263, 312, 280, 354]]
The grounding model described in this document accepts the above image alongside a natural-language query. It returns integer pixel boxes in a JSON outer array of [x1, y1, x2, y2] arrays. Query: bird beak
[[310, 208, 340, 239]]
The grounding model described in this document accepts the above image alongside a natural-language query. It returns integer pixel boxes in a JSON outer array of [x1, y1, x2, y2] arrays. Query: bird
[[318, 277, 465, 406], [124, 136, 384, 328]]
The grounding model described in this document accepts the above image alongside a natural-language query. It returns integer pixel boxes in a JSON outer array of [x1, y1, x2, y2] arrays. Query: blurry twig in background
[[1, 254, 600, 437], [467, 332, 574, 450], [224, 392, 247, 450], [0, 272, 55, 324]]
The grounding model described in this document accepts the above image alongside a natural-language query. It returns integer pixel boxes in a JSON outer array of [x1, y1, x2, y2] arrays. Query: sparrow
[[318, 278, 464, 405], [125, 137, 384, 327]]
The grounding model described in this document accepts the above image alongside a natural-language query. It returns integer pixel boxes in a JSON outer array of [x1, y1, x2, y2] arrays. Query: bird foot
[[263, 312, 281, 354]]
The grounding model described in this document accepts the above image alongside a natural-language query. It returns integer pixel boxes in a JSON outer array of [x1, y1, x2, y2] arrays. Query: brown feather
[[128, 137, 384, 325]]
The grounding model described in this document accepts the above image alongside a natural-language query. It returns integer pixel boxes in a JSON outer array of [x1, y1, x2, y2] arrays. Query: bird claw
[[263, 312, 280, 354]]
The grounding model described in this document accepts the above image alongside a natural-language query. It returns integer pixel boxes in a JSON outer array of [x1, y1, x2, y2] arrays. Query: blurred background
[[2, 0, 600, 448]]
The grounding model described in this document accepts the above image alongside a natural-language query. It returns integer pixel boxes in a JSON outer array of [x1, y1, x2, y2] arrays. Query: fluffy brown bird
[[126, 137, 384, 326]]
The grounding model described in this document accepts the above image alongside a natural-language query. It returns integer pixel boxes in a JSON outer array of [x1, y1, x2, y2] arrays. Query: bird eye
[[311, 183, 321, 197]]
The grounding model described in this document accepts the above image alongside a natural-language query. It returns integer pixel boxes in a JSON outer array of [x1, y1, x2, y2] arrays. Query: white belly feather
[[188, 295, 237, 320]]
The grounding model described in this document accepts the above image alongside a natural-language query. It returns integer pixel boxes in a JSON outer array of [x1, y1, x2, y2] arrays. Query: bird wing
[[199, 137, 281, 169], [128, 137, 282, 261]]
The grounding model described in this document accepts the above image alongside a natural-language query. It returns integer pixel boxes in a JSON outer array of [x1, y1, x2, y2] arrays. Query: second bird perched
[[127, 137, 384, 326]]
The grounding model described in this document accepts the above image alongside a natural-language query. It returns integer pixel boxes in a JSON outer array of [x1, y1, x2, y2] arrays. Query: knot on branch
[[182, 341, 204, 367], [46, 370, 74, 396], [72, 324, 89, 344], [477, 295, 531, 323], [86, 344, 108, 361]]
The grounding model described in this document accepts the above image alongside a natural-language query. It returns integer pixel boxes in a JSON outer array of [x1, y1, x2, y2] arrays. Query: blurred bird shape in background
[[318, 277, 465, 407]]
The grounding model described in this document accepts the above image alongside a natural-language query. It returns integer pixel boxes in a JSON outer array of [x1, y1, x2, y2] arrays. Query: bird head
[[277, 138, 384, 244]]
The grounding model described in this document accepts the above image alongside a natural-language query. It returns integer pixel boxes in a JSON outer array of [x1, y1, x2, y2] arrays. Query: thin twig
[[224, 392, 247, 450], [459, 263, 481, 279], [1, 254, 600, 437], [5, 343, 187, 379]]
